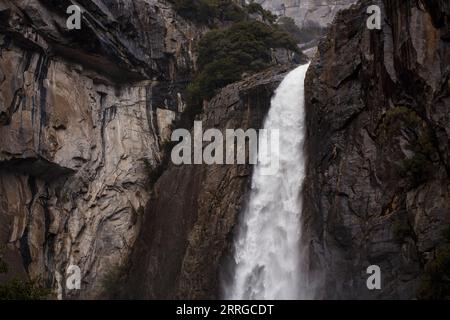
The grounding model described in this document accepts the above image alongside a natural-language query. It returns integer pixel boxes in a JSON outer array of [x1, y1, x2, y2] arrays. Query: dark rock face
[[304, 0, 449, 299], [121, 66, 293, 299], [1, 0, 166, 80]]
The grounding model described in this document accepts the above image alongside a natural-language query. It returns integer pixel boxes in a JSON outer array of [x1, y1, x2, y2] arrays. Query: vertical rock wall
[[0, 0, 203, 298], [257, 0, 357, 27], [304, 0, 449, 299]]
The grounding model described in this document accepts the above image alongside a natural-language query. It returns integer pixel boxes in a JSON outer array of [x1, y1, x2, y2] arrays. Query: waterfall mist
[[225, 63, 312, 300]]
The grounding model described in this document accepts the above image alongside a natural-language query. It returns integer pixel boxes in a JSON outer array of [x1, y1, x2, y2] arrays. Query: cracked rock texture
[[304, 0, 449, 299], [0, 0, 204, 298], [257, 0, 357, 27], [0, 0, 299, 299], [2, 0, 447, 301]]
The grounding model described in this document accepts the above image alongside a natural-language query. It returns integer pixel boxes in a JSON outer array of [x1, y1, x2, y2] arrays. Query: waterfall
[[226, 63, 310, 300]]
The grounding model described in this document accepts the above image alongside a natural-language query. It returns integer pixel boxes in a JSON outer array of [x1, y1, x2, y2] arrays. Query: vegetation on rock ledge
[[169, 1, 301, 122], [380, 106, 438, 186], [170, 0, 276, 25], [277, 17, 325, 45], [418, 226, 450, 300], [186, 21, 299, 115], [0, 248, 51, 300]]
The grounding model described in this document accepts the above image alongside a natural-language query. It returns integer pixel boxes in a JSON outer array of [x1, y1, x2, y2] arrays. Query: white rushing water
[[226, 63, 310, 300]]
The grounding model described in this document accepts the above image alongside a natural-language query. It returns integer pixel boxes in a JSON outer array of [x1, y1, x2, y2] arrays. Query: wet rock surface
[[304, 0, 449, 299]]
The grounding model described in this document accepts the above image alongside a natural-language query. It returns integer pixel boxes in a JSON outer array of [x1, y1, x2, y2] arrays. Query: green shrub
[[380, 106, 437, 185], [187, 20, 298, 115], [277, 17, 325, 44], [0, 250, 51, 300], [0, 247, 8, 275], [393, 219, 412, 243], [170, 0, 247, 25], [399, 129, 436, 185], [418, 245, 450, 300], [222, 2, 247, 22], [400, 153, 428, 182], [0, 278, 51, 300], [277, 17, 302, 41], [442, 226, 450, 243], [418, 225, 450, 299], [187, 57, 241, 105], [170, 0, 278, 25], [101, 264, 127, 298], [380, 106, 423, 136], [245, 2, 277, 24], [171, 0, 216, 24], [0, 257, 7, 274]]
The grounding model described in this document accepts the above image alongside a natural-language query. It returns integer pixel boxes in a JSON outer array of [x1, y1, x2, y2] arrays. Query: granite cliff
[[304, 0, 449, 299], [0, 0, 298, 299], [0, 0, 205, 298], [0, 0, 448, 300]]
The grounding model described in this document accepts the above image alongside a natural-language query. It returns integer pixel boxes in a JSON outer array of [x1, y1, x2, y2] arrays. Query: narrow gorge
[[0, 0, 448, 301]]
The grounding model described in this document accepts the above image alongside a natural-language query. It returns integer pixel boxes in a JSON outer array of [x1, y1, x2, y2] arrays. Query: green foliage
[[0, 258, 7, 274], [222, 2, 247, 22], [0, 246, 7, 274], [380, 106, 437, 185], [177, 63, 192, 79], [400, 154, 428, 182], [418, 224, 450, 299], [0, 278, 51, 300], [393, 219, 412, 243], [381, 106, 423, 134], [101, 264, 127, 297], [245, 2, 277, 24], [171, 0, 216, 24], [418, 245, 450, 300], [0, 248, 50, 300], [277, 17, 325, 44], [442, 226, 450, 243], [170, 0, 247, 25], [170, 0, 278, 25], [400, 130, 435, 185], [187, 58, 241, 107], [277, 17, 302, 41], [187, 21, 298, 114], [170, 1, 298, 121]]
